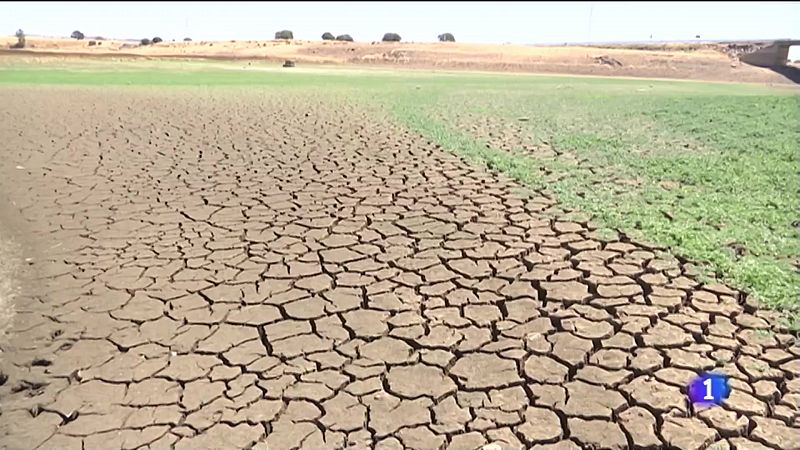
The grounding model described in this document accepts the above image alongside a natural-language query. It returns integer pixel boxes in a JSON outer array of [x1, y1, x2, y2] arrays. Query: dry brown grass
[[0, 36, 792, 83]]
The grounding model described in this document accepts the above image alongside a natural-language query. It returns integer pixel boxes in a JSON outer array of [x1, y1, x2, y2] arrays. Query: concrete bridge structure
[[736, 39, 799, 67]]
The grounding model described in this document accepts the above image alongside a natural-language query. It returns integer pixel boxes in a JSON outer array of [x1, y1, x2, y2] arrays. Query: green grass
[[1, 59, 798, 323], [387, 84, 799, 323]]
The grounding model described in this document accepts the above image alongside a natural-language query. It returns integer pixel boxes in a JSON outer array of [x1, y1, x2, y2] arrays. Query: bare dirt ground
[[0, 227, 20, 338], [0, 88, 797, 450], [1, 36, 794, 84]]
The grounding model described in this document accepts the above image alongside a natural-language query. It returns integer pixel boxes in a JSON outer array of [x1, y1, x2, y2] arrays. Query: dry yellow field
[[1, 35, 793, 83]]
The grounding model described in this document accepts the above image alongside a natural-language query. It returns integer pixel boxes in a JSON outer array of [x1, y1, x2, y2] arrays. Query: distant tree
[[382, 32, 401, 42], [12, 29, 25, 48], [275, 30, 293, 40], [94, 36, 105, 40], [140, 38, 151, 46], [70, 30, 84, 40], [438, 33, 455, 42], [183, 37, 192, 41], [321, 32, 335, 40], [335, 34, 353, 42], [152, 36, 163, 44]]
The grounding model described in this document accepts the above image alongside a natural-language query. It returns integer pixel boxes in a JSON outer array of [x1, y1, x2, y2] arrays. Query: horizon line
[[16, 33, 800, 47]]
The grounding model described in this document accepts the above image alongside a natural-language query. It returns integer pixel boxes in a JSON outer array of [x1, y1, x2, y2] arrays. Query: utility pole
[[588, 2, 595, 42]]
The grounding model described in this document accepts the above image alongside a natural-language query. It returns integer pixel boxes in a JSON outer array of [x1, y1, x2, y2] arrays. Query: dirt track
[[0, 88, 797, 450]]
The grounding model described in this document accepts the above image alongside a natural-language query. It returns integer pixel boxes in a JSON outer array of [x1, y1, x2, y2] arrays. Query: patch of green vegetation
[[387, 83, 799, 322], [1, 59, 797, 322]]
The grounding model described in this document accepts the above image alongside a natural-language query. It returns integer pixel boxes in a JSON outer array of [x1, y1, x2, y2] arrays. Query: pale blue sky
[[2, 1, 798, 45]]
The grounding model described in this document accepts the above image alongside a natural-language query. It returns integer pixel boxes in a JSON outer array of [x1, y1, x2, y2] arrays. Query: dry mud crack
[[0, 88, 797, 450]]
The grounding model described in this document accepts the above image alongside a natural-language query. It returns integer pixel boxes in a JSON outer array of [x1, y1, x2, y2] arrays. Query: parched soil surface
[[0, 88, 798, 450]]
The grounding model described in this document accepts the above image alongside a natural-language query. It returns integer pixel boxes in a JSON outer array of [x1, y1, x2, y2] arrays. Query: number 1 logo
[[688, 373, 731, 406], [703, 377, 714, 401]]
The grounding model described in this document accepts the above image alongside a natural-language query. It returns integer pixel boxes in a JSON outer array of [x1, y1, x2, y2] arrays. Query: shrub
[[71, 30, 84, 40], [11, 29, 25, 49], [140, 38, 151, 46], [438, 33, 455, 42], [275, 30, 293, 40], [382, 32, 401, 42], [88, 40, 97, 46], [321, 32, 334, 40], [336, 34, 353, 42], [152, 37, 163, 44], [183, 37, 192, 42], [594, 55, 622, 67]]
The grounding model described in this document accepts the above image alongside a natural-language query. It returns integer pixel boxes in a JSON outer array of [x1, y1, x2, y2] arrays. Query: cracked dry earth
[[0, 87, 798, 450]]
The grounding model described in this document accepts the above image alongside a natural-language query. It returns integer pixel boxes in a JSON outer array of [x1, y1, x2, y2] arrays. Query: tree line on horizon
[[280, 30, 457, 43], [8, 28, 458, 49]]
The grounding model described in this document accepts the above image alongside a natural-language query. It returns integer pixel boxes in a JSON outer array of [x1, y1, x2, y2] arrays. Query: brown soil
[[1, 36, 794, 84], [0, 87, 797, 449]]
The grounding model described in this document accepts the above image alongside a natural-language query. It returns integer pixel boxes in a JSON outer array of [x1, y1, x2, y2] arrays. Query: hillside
[[1, 36, 795, 84]]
